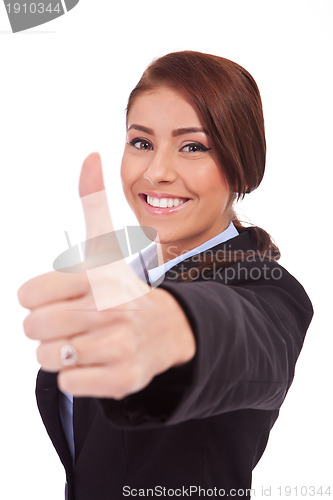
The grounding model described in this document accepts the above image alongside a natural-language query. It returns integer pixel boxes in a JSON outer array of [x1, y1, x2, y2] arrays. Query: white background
[[0, 1, 332, 498]]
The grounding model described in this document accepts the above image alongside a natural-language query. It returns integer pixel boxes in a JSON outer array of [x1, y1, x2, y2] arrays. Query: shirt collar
[[129, 222, 239, 285]]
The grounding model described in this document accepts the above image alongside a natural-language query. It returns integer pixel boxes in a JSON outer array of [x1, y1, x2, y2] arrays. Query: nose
[[143, 149, 177, 185]]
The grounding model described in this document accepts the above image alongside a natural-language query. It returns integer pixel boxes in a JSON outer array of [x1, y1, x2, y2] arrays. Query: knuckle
[[113, 383, 131, 400], [73, 272, 91, 294], [17, 284, 27, 308], [110, 382, 126, 400], [80, 291, 96, 309], [102, 364, 138, 400], [58, 371, 71, 393], [79, 296, 106, 326], [117, 331, 137, 360], [97, 310, 118, 328], [36, 344, 45, 365], [118, 363, 143, 398], [23, 314, 36, 339], [95, 310, 109, 328], [17, 279, 35, 309], [58, 370, 78, 394], [131, 363, 144, 387], [103, 363, 145, 400]]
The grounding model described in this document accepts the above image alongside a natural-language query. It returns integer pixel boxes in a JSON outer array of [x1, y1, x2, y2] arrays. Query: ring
[[60, 344, 78, 367]]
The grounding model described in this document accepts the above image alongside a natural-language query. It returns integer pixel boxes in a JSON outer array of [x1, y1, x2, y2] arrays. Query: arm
[[97, 261, 313, 428]]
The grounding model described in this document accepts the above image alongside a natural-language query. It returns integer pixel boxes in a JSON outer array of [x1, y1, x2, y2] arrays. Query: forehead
[[127, 87, 203, 128]]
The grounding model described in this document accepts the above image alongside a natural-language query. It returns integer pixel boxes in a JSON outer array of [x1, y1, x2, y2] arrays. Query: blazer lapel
[[36, 369, 74, 476], [36, 370, 101, 470], [73, 396, 100, 465]]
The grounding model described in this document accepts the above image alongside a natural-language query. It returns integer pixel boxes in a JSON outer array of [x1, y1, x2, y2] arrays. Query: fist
[[18, 153, 196, 399]]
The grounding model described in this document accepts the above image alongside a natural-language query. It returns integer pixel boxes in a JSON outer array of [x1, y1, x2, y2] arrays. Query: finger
[[18, 270, 90, 310], [79, 153, 151, 311], [23, 295, 104, 341], [58, 363, 145, 399], [36, 324, 137, 371]]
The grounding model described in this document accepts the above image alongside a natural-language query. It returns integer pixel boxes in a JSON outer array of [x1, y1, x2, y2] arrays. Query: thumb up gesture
[[18, 153, 195, 399]]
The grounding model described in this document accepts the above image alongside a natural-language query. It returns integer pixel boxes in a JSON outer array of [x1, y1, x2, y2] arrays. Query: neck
[[156, 221, 232, 266]]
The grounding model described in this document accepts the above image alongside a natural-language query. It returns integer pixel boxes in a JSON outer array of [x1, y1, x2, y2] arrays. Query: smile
[[139, 194, 192, 215]]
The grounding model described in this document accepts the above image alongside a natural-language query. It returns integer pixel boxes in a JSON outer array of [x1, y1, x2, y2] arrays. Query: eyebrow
[[127, 124, 209, 136]]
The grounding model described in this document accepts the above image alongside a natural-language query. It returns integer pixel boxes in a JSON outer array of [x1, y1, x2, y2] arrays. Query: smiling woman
[[19, 51, 313, 500], [121, 87, 231, 263], [121, 51, 279, 270]]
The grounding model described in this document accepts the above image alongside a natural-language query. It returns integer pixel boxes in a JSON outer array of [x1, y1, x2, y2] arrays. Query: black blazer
[[36, 227, 313, 500]]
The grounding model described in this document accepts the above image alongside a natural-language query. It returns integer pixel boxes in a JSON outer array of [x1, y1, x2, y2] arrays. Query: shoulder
[[162, 226, 313, 326]]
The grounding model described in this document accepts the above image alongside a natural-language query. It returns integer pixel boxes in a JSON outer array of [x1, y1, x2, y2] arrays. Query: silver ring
[[60, 344, 78, 367]]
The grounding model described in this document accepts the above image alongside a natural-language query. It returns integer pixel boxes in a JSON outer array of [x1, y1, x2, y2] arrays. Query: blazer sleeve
[[97, 260, 314, 429]]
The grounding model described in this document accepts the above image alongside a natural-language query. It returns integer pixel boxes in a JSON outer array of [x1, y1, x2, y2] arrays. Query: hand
[[18, 153, 196, 399]]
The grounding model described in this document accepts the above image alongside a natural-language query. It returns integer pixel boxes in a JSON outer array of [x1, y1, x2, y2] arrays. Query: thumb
[[80, 153, 127, 268], [79, 152, 105, 198], [79, 153, 150, 311], [79, 152, 114, 240]]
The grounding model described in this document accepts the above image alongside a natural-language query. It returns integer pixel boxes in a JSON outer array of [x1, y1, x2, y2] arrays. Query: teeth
[[146, 195, 187, 208]]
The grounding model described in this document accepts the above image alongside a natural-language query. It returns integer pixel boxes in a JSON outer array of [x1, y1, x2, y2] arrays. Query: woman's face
[[121, 86, 231, 263]]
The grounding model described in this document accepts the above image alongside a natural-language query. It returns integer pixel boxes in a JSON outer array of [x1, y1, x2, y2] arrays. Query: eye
[[129, 138, 153, 151], [180, 142, 211, 153]]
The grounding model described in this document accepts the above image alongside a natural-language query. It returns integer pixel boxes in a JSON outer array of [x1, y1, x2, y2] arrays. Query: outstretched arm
[[18, 153, 196, 400], [97, 263, 313, 428]]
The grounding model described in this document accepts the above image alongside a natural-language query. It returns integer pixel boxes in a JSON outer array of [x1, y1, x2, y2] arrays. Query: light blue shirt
[[58, 222, 239, 460], [147, 221, 239, 285]]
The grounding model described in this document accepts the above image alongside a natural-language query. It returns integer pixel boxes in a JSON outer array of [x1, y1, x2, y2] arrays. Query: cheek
[[120, 151, 144, 186], [192, 167, 229, 199], [197, 170, 230, 214], [120, 157, 133, 196]]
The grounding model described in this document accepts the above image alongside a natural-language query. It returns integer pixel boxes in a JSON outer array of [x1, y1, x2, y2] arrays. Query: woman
[[18, 51, 313, 500]]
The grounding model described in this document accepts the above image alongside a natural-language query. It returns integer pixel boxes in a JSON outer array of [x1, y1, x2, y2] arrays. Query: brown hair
[[126, 51, 280, 281]]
